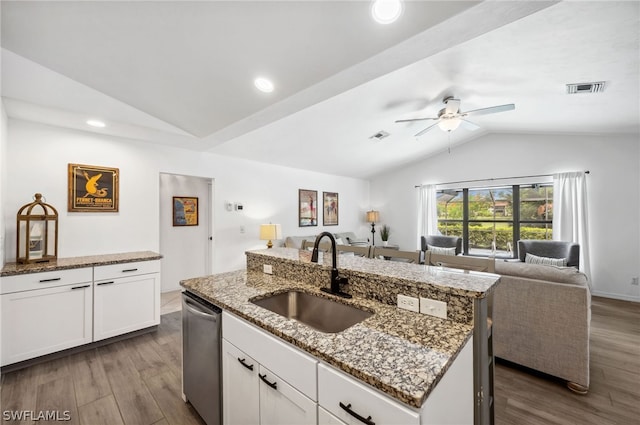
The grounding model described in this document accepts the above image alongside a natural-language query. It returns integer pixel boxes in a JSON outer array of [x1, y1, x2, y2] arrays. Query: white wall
[[159, 173, 212, 292], [4, 119, 370, 275], [369, 132, 640, 302], [0, 102, 7, 267]]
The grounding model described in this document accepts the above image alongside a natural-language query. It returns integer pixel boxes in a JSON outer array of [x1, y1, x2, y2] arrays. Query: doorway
[[159, 173, 214, 293]]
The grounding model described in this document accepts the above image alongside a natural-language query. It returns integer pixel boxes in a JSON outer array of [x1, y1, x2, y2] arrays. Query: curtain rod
[[414, 171, 590, 188]]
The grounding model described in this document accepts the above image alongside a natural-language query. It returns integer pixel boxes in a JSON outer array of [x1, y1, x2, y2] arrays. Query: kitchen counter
[[181, 249, 499, 408], [1, 251, 162, 277]]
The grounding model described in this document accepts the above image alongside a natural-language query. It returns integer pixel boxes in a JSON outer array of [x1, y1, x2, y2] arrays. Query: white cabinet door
[[1, 282, 92, 366], [222, 339, 260, 425], [258, 364, 317, 425], [318, 406, 347, 425], [94, 271, 160, 341]]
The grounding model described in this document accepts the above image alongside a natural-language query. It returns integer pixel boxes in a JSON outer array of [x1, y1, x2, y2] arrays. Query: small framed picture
[[173, 196, 199, 226], [298, 189, 318, 227], [323, 192, 338, 226], [68, 163, 119, 212]]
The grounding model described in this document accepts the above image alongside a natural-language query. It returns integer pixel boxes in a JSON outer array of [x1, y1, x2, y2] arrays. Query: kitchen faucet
[[310, 232, 351, 298]]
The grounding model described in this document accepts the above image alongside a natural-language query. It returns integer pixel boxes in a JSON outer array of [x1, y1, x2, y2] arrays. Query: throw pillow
[[427, 245, 456, 256], [525, 252, 567, 267], [335, 237, 345, 245]]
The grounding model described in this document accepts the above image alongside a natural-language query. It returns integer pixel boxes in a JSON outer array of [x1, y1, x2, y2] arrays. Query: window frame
[[436, 183, 553, 258]]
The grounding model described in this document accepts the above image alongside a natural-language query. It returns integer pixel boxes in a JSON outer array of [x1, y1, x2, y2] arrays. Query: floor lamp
[[366, 210, 379, 246]]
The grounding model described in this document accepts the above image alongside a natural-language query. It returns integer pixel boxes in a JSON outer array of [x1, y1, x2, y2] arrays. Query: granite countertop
[[181, 269, 475, 409], [251, 248, 499, 299], [1, 251, 162, 276]]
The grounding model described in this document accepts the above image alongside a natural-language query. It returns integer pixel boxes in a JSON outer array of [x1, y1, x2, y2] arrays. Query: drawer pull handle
[[122, 268, 138, 273], [71, 285, 90, 290], [39, 277, 61, 283], [97, 281, 115, 286], [259, 374, 277, 390], [339, 402, 375, 425], [237, 358, 254, 371]]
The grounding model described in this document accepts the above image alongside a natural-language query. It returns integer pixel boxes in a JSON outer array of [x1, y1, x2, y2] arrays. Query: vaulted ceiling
[[2, 1, 639, 178]]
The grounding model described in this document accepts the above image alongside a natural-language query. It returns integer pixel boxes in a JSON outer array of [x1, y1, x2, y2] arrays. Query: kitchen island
[[181, 248, 499, 424]]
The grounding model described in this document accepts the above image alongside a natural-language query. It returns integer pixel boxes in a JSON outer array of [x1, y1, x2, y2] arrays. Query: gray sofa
[[283, 232, 368, 249], [492, 260, 591, 393]]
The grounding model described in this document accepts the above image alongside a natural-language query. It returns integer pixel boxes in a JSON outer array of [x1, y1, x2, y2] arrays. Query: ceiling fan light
[[438, 117, 462, 132], [371, 0, 403, 24]]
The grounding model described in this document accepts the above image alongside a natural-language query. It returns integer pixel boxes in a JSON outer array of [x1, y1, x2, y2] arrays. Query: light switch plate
[[397, 294, 420, 312], [263, 264, 273, 274], [420, 297, 447, 319]]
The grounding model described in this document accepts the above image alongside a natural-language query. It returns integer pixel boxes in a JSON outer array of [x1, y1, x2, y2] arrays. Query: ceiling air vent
[[566, 81, 606, 94], [369, 130, 390, 140]]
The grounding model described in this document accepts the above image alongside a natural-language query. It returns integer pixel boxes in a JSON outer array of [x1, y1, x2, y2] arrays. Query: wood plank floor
[[1, 294, 638, 425]]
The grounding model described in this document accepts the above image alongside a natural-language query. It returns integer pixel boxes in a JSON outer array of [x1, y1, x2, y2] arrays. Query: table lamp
[[366, 210, 379, 246], [259, 223, 282, 249]]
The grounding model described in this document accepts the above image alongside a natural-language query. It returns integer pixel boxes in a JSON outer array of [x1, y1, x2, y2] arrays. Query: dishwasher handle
[[183, 297, 219, 321]]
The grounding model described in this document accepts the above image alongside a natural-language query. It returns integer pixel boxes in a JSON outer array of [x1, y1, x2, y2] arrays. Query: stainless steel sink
[[251, 290, 373, 333]]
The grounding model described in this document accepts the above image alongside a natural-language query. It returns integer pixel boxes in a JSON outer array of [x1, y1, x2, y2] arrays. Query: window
[[436, 184, 553, 258]]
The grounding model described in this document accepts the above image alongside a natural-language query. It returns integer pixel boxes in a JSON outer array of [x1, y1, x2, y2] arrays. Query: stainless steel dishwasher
[[182, 291, 222, 425]]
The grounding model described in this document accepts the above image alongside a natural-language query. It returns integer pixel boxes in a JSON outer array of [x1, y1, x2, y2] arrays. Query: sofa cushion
[[525, 252, 567, 267], [427, 245, 457, 256], [495, 260, 588, 286], [284, 235, 316, 249]]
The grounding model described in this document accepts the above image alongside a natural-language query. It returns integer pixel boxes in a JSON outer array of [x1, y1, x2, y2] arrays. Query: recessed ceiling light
[[86, 119, 106, 128], [254, 77, 274, 93], [371, 0, 403, 25]]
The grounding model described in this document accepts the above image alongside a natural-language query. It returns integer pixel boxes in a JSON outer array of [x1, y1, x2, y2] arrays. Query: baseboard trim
[[591, 290, 640, 303]]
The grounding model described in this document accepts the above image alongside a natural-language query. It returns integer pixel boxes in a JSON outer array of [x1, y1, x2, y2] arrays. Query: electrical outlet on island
[[397, 294, 420, 312], [263, 264, 273, 274]]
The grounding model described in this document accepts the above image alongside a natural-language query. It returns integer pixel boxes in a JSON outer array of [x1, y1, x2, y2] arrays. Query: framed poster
[[298, 189, 317, 227], [173, 196, 199, 226], [323, 191, 339, 226], [68, 163, 119, 212]]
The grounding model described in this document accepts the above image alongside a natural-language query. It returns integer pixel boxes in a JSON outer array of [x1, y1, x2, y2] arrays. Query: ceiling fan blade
[[460, 119, 480, 131], [395, 117, 438, 123], [415, 122, 440, 137], [463, 103, 515, 117], [445, 98, 460, 115]]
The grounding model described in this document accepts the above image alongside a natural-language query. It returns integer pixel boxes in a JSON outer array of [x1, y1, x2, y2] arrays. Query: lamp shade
[[259, 224, 282, 241], [438, 117, 462, 132], [366, 210, 379, 223]]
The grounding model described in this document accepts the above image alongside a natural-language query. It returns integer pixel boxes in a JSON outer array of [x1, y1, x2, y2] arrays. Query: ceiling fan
[[395, 96, 515, 137]]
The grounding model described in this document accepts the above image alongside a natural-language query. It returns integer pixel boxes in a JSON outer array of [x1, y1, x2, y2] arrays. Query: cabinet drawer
[[318, 363, 420, 425], [259, 364, 317, 425], [222, 311, 318, 400], [94, 260, 160, 281], [0, 267, 93, 294]]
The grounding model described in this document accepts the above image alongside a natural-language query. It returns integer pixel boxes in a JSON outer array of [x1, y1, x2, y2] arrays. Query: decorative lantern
[[16, 193, 58, 264]]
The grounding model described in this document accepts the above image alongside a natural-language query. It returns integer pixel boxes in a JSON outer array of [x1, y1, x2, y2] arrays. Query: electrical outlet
[[632, 277, 639, 286], [420, 297, 447, 319], [240, 225, 245, 233], [397, 294, 420, 312], [263, 264, 273, 275]]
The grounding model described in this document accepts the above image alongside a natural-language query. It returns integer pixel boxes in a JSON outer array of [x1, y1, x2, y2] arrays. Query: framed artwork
[[298, 189, 318, 227], [68, 163, 119, 212], [323, 191, 339, 226], [173, 197, 199, 226]]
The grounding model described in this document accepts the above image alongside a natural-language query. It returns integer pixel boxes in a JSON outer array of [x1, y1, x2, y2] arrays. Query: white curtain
[[417, 185, 438, 250], [553, 172, 590, 280]]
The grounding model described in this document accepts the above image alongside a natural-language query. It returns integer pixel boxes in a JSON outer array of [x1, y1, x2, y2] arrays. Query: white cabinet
[[222, 312, 318, 425], [0, 268, 93, 366], [0, 258, 161, 366], [318, 406, 347, 425], [93, 260, 161, 341], [258, 364, 316, 425], [222, 339, 260, 425], [318, 363, 420, 425]]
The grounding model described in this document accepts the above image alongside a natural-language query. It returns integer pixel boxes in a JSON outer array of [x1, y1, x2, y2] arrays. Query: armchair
[[517, 240, 580, 268], [421, 235, 463, 255]]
